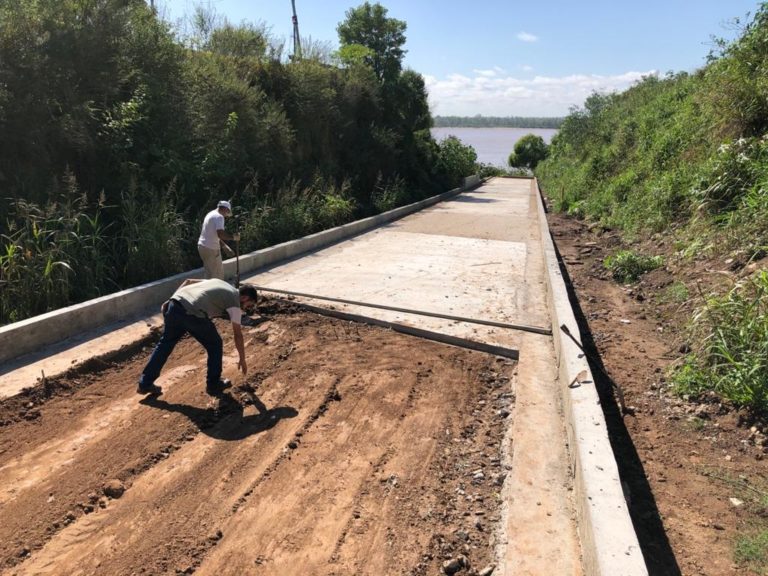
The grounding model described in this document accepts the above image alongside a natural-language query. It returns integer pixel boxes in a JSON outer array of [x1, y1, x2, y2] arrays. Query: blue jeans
[[140, 300, 223, 387]]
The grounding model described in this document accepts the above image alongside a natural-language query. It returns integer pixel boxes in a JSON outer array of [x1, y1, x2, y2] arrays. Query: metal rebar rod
[[253, 285, 552, 336]]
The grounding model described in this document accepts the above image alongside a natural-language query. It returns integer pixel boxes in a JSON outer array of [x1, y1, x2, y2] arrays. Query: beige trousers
[[198, 244, 223, 279]]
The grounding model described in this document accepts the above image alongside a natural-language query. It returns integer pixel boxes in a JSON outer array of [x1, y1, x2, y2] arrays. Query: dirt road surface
[[0, 303, 516, 575]]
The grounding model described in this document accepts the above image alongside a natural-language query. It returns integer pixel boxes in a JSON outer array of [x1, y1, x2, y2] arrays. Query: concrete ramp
[[249, 179, 547, 357], [0, 177, 647, 575]]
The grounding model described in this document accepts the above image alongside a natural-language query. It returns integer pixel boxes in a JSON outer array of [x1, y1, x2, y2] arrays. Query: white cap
[[217, 200, 232, 211]]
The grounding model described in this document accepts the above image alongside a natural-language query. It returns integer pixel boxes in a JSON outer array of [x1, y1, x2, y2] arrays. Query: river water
[[431, 127, 558, 168]]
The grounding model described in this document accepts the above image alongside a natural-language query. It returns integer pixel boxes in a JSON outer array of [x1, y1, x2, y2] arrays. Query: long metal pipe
[[253, 285, 552, 336]]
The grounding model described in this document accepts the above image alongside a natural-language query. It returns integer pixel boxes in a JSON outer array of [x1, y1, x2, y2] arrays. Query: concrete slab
[[245, 177, 584, 575], [247, 180, 549, 356]]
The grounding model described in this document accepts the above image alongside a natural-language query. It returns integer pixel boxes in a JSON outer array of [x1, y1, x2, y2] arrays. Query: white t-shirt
[[198, 209, 225, 250]]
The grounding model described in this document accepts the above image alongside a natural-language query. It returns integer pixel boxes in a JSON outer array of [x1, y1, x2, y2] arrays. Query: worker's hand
[[161, 300, 169, 314], [238, 356, 248, 375], [233, 232, 240, 242]]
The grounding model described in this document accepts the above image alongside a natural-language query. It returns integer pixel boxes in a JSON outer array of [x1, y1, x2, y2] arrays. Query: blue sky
[[159, 0, 762, 116]]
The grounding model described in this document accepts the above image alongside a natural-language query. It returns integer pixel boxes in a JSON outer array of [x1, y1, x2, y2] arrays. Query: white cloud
[[521, 64, 533, 72], [517, 32, 538, 43], [473, 68, 498, 77], [424, 69, 658, 117]]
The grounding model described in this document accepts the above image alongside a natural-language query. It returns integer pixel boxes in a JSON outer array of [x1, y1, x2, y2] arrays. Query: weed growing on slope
[[672, 271, 768, 412], [603, 250, 663, 283]]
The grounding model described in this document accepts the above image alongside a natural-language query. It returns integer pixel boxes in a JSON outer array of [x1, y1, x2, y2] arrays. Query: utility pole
[[291, 0, 302, 60]]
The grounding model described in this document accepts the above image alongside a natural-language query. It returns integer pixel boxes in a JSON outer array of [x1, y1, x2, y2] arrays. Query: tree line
[[0, 0, 478, 324]]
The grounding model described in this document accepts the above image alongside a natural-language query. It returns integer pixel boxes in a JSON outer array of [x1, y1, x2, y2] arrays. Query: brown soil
[[0, 300, 514, 576], [547, 209, 768, 576]]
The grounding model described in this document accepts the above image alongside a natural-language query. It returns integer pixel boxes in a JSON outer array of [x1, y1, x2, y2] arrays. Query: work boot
[[137, 382, 163, 396], [206, 378, 232, 396]]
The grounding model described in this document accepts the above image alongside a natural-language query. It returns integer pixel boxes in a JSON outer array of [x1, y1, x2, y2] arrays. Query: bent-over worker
[[138, 279, 258, 396]]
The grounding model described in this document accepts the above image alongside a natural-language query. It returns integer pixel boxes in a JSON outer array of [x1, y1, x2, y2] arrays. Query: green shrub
[[603, 249, 663, 283], [735, 529, 768, 573], [509, 133, 548, 169], [436, 136, 477, 188], [672, 271, 768, 411], [660, 280, 690, 304]]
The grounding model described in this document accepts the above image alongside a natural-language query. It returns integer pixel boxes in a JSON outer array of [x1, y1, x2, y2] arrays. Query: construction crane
[[290, 0, 302, 60]]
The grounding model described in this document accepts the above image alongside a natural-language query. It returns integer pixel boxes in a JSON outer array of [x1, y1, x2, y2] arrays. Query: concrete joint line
[[255, 286, 552, 336], [297, 302, 520, 360]]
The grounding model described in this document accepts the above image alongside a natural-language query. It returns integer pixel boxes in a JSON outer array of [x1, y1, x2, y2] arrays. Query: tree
[[508, 134, 549, 169], [336, 2, 406, 83], [437, 136, 477, 188]]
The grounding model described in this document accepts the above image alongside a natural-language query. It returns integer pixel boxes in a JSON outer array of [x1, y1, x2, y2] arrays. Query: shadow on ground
[[140, 391, 298, 441], [555, 246, 682, 576]]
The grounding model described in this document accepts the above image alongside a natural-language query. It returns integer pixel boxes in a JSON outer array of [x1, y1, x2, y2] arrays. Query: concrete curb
[[533, 178, 648, 575], [0, 181, 479, 365]]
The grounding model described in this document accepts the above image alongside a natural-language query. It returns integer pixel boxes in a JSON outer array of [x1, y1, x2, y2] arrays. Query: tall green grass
[[0, 179, 191, 325], [119, 184, 189, 286], [672, 271, 768, 411], [0, 186, 113, 323]]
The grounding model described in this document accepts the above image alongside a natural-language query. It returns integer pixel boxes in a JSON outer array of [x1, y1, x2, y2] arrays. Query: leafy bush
[[603, 250, 663, 283], [672, 271, 768, 411], [508, 133, 548, 169], [435, 136, 477, 188]]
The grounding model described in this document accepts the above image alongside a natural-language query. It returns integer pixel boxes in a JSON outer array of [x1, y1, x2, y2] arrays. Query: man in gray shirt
[[138, 279, 258, 396]]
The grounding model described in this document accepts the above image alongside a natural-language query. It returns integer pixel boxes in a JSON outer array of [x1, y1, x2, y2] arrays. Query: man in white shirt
[[197, 200, 240, 279]]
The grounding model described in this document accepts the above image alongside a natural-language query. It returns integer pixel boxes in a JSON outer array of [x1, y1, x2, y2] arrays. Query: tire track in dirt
[[0, 317, 300, 569], [2, 309, 515, 576], [195, 359, 514, 576]]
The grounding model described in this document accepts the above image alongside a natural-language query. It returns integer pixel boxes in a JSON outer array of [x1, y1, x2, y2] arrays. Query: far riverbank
[[431, 127, 558, 167]]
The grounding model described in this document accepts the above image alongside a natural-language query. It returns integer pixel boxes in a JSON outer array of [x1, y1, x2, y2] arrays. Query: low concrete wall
[[533, 178, 647, 575], [0, 180, 479, 365], [463, 174, 481, 188]]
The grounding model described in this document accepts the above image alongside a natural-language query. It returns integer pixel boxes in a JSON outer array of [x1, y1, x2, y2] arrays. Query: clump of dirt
[[547, 208, 768, 576], [253, 294, 306, 317]]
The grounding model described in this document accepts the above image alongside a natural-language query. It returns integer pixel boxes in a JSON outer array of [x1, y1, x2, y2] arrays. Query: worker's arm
[[232, 322, 247, 375], [216, 229, 240, 242], [217, 229, 239, 256]]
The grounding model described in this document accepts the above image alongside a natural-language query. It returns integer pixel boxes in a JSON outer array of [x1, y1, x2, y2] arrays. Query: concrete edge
[[533, 178, 648, 575], [0, 180, 480, 366]]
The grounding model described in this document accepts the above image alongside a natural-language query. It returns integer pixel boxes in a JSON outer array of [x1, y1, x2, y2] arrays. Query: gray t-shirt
[[173, 279, 239, 320]]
